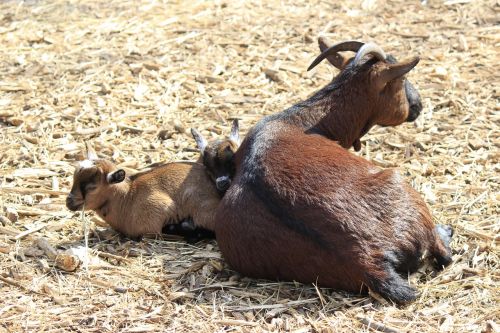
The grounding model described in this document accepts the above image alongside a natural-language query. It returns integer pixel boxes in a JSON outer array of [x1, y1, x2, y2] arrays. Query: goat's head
[[310, 37, 422, 126], [191, 120, 240, 193], [66, 142, 126, 211]]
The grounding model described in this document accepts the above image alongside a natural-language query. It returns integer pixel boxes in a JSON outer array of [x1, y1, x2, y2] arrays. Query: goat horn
[[307, 40, 365, 71], [85, 141, 98, 160], [352, 43, 386, 67]]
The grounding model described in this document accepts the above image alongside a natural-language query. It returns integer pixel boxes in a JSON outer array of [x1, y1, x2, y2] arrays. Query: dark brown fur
[[191, 120, 240, 193], [260, 55, 420, 151], [211, 44, 452, 304], [199, 139, 238, 185]]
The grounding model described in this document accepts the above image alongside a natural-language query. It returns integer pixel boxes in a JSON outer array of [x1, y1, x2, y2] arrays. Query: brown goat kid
[[191, 119, 240, 193], [210, 40, 453, 304], [66, 143, 220, 239]]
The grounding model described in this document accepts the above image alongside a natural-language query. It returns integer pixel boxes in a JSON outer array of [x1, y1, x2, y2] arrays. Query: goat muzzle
[[404, 80, 422, 122], [215, 176, 231, 192], [66, 194, 83, 211]]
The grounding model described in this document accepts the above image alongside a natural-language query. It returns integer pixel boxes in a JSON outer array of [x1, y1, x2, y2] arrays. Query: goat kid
[[191, 119, 240, 193], [211, 41, 453, 304], [66, 142, 220, 239]]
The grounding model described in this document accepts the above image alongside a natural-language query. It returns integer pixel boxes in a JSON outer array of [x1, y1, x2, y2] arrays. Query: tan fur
[[66, 159, 220, 238]]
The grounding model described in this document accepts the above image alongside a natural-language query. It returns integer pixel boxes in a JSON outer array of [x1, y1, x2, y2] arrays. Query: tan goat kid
[[66, 143, 220, 238]]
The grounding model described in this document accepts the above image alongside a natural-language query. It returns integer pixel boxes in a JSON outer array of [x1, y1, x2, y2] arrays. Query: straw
[[0, 0, 498, 332]]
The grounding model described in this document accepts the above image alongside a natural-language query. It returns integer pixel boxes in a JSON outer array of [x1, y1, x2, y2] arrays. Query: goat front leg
[[363, 256, 418, 305]]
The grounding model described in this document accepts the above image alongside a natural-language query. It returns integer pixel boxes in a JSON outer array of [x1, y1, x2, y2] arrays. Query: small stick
[[313, 282, 326, 308], [0, 275, 42, 295], [84, 276, 128, 293], [15, 224, 46, 240], [0, 187, 67, 196], [228, 299, 317, 312], [81, 207, 90, 272], [0, 275, 27, 290], [74, 125, 115, 136], [215, 319, 258, 327], [0, 225, 20, 237], [355, 314, 401, 333], [94, 250, 131, 263], [11, 207, 66, 217]]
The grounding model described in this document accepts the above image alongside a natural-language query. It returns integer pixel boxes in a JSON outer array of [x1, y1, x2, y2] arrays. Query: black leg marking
[[183, 228, 216, 244], [162, 220, 215, 243], [366, 267, 418, 305], [180, 219, 196, 231]]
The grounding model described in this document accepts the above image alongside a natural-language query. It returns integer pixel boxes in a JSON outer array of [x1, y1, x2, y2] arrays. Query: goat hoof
[[180, 219, 196, 231], [366, 271, 419, 305]]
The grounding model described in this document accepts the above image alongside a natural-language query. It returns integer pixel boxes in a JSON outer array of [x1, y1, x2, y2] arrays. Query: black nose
[[404, 80, 422, 122], [406, 102, 422, 122], [215, 177, 231, 192], [66, 194, 81, 211]]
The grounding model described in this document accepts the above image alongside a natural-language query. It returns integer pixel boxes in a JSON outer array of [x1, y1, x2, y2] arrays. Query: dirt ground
[[0, 0, 498, 332]]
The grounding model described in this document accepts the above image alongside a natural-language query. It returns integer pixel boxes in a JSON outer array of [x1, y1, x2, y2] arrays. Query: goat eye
[[85, 183, 97, 191], [206, 171, 215, 181], [80, 182, 96, 194]]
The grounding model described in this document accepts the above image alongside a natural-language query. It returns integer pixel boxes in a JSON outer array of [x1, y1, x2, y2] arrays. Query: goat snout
[[215, 176, 231, 192], [407, 103, 422, 122], [404, 80, 422, 122], [66, 193, 83, 211]]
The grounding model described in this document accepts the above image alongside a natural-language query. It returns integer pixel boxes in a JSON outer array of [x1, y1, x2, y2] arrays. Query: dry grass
[[0, 0, 499, 332]]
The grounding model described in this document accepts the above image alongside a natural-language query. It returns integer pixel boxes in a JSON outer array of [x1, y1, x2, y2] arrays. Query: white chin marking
[[79, 159, 94, 169]]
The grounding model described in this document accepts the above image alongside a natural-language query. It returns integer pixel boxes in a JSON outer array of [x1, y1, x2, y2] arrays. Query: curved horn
[[317, 37, 364, 69], [352, 43, 386, 67], [307, 40, 365, 71], [318, 37, 364, 53]]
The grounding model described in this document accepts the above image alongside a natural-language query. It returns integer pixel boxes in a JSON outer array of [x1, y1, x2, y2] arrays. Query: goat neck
[[274, 64, 374, 149], [93, 180, 130, 228]]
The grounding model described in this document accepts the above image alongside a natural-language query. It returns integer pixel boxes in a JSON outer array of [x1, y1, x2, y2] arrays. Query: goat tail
[[431, 224, 454, 269]]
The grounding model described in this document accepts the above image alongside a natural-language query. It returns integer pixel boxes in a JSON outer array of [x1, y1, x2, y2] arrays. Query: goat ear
[[106, 169, 126, 184], [85, 141, 98, 160], [318, 36, 350, 70], [379, 57, 420, 85], [190, 128, 207, 153], [229, 119, 240, 144]]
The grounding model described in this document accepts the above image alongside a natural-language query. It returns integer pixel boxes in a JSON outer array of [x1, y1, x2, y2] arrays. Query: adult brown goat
[[192, 38, 423, 183], [267, 37, 423, 151], [210, 40, 453, 304], [66, 143, 220, 239]]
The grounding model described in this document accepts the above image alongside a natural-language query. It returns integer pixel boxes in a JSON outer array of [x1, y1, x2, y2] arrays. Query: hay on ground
[[0, 0, 498, 332]]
